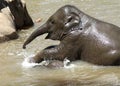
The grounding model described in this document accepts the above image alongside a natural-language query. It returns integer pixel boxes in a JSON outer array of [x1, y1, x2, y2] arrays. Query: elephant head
[[23, 5, 82, 49], [7, 0, 34, 29]]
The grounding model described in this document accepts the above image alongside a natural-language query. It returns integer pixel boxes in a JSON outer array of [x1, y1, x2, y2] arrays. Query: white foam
[[22, 57, 49, 68], [22, 56, 76, 69], [63, 58, 76, 69], [64, 64, 76, 69]]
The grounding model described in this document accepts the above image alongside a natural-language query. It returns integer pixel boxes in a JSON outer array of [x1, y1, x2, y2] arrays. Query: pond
[[0, 0, 120, 86]]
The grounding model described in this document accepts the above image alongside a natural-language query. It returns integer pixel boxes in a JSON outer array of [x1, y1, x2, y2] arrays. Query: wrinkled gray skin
[[23, 5, 120, 66], [0, 0, 33, 42]]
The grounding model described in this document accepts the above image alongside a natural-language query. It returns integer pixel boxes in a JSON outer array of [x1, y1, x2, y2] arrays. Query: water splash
[[22, 57, 49, 68], [22, 56, 76, 69], [63, 58, 76, 69]]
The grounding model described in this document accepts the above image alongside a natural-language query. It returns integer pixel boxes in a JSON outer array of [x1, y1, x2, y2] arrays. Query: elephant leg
[[29, 43, 78, 63]]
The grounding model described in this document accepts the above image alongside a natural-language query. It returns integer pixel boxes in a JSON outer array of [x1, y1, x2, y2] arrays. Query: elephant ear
[[64, 12, 81, 29]]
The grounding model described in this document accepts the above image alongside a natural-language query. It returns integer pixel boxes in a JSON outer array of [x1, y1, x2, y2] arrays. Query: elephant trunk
[[23, 24, 48, 49]]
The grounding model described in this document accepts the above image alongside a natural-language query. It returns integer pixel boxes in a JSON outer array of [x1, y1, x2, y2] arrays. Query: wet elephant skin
[[23, 5, 120, 66]]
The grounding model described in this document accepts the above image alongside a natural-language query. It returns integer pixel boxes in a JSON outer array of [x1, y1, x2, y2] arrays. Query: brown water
[[0, 0, 120, 86]]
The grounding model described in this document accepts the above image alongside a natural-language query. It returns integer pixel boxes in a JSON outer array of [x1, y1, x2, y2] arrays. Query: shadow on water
[[0, 0, 120, 86]]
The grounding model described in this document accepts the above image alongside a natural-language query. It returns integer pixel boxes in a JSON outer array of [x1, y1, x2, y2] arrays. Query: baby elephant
[[23, 5, 120, 66]]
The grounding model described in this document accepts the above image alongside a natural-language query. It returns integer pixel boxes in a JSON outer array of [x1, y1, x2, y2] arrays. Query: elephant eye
[[50, 20, 55, 24]]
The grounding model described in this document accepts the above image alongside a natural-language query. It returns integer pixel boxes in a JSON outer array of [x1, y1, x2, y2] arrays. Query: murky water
[[0, 0, 120, 86]]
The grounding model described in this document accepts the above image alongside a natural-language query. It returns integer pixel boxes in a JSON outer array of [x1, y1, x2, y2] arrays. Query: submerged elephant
[[23, 5, 120, 66], [0, 0, 33, 42], [42, 59, 70, 68]]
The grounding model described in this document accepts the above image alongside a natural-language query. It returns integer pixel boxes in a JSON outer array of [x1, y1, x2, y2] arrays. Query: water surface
[[0, 0, 120, 86]]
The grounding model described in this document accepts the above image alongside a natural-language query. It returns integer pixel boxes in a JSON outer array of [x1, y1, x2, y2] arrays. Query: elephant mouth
[[45, 32, 52, 39], [60, 32, 68, 41], [45, 32, 61, 40], [45, 32, 67, 41]]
